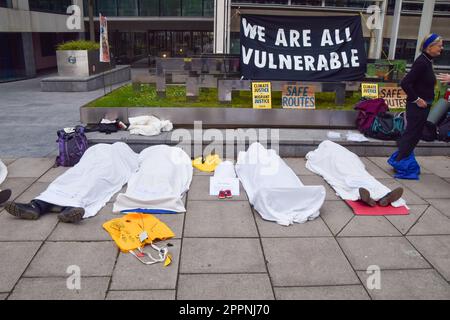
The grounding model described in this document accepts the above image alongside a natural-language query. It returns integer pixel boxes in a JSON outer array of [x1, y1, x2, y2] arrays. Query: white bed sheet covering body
[[235, 143, 326, 226], [113, 145, 193, 213], [0, 160, 7, 186], [305, 140, 406, 207], [36, 143, 139, 218]]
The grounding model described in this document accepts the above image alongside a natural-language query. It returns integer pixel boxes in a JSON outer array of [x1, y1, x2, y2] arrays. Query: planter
[[56, 50, 112, 77]]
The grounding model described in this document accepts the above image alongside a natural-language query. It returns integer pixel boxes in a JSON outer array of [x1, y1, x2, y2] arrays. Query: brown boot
[[359, 188, 376, 207], [379, 188, 404, 207]]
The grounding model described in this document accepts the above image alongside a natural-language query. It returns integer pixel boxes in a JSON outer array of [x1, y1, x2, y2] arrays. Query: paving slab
[[319, 201, 354, 236], [6, 158, 54, 178], [338, 237, 429, 271], [357, 269, 450, 300], [0, 294, 7, 300], [0, 211, 59, 241], [368, 157, 432, 175], [37, 166, 69, 183], [9, 277, 110, 300], [110, 239, 180, 290], [177, 274, 274, 300], [407, 206, 450, 235], [48, 204, 118, 242], [283, 158, 315, 176], [361, 158, 392, 179], [261, 238, 359, 286], [2, 159, 17, 166], [425, 199, 450, 218], [385, 204, 429, 235], [24, 242, 117, 277], [274, 285, 370, 300], [407, 235, 450, 281], [106, 290, 176, 300], [184, 201, 258, 238], [338, 216, 402, 237], [0, 242, 42, 292], [416, 156, 450, 178], [298, 175, 340, 201], [188, 176, 248, 201], [180, 238, 266, 274], [254, 210, 332, 237], [0, 178, 36, 201], [15, 182, 50, 203], [377, 178, 428, 205], [193, 168, 214, 176], [398, 174, 450, 199]]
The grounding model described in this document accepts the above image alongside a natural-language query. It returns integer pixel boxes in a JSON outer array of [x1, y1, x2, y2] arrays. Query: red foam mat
[[345, 200, 409, 216]]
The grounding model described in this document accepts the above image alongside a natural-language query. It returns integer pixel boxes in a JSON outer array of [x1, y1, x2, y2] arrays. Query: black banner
[[240, 14, 367, 81]]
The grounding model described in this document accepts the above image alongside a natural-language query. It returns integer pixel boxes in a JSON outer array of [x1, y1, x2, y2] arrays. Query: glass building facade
[[29, 0, 73, 14]]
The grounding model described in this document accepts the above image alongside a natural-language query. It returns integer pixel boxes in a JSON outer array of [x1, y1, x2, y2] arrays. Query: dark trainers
[[379, 187, 404, 207], [0, 189, 12, 206], [359, 188, 377, 207], [5, 200, 41, 220], [57, 207, 84, 223]]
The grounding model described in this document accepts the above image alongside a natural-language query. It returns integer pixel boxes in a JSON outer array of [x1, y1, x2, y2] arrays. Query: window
[[203, 0, 214, 16], [29, 0, 73, 14], [160, 0, 181, 16], [0, 0, 13, 8], [118, 0, 138, 16], [40, 33, 58, 57], [96, 0, 117, 16], [183, 0, 203, 16], [139, 0, 159, 16]]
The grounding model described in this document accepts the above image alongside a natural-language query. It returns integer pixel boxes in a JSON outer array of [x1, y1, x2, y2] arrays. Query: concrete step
[[86, 128, 450, 159]]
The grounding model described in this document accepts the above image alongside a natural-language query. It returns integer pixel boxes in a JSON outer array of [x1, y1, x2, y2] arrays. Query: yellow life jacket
[[103, 213, 175, 253], [192, 154, 222, 172]]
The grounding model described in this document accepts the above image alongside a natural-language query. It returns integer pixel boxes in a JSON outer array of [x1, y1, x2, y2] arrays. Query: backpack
[[422, 121, 438, 142], [55, 126, 88, 167], [354, 98, 389, 134], [437, 113, 450, 142], [366, 112, 405, 141]]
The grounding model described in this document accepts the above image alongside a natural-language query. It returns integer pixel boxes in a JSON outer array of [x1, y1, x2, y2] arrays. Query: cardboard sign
[[379, 86, 407, 109], [361, 83, 379, 98], [252, 82, 272, 109], [282, 85, 316, 109]]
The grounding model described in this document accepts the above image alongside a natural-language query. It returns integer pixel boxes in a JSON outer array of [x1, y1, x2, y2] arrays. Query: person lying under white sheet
[[305, 140, 406, 207], [4, 143, 192, 223], [236, 142, 326, 226]]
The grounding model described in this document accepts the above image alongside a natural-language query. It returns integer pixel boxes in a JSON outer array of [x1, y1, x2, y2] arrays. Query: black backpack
[[437, 113, 450, 142], [366, 112, 405, 141], [422, 121, 438, 142]]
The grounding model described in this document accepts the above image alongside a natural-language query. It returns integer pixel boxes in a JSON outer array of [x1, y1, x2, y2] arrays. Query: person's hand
[[416, 98, 428, 108], [436, 73, 450, 83]]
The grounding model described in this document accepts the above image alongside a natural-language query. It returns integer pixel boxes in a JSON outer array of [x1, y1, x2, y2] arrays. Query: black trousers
[[396, 102, 431, 161]]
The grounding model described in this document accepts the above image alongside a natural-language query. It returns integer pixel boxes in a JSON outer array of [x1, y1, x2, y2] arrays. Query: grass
[[87, 84, 365, 110], [57, 40, 100, 51]]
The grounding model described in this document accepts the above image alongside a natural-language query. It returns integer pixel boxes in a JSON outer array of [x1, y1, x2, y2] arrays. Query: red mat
[[345, 200, 409, 216]]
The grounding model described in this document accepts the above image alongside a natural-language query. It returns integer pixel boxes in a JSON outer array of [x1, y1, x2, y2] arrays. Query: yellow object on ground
[[103, 213, 175, 253], [192, 154, 222, 172]]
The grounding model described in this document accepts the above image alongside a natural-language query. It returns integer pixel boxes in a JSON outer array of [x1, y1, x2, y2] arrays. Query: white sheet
[[36, 143, 139, 218], [128, 116, 173, 137], [235, 143, 326, 226], [113, 145, 193, 213], [305, 140, 406, 207], [0, 160, 7, 186]]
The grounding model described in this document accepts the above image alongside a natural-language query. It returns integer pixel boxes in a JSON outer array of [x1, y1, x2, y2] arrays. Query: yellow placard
[[361, 83, 379, 99], [379, 86, 407, 109], [282, 85, 316, 109], [252, 82, 272, 109]]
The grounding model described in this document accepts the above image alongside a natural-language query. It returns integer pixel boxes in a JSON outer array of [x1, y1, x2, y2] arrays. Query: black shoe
[[58, 207, 84, 223], [379, 187, 404, 207], [359, 188, 377, 207], [0, 189, 12, 206], [5, 200, 42, 220]]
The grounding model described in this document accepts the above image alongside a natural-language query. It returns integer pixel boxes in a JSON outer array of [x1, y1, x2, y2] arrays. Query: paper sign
[[379, 86, 407, 109], [209, 177, 240, 196], [282, 85, 316, 109], [252, 82, 272, 109], [361, 83, 379, 99]]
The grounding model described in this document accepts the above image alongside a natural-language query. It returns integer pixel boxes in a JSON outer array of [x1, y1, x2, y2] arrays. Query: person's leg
[[5, 199, 55, 220], [396, 104, 430, 161]]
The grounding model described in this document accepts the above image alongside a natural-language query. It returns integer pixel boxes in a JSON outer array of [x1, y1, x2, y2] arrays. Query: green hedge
[[57, 40, 100, 51]]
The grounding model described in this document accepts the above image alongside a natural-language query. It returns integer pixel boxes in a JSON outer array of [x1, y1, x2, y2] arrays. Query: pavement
[[0, 156, 450, 300], [1, 73, 449, 300]]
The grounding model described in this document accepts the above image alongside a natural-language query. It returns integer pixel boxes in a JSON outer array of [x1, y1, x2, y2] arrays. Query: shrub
[[57, 40, 100, 51]]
